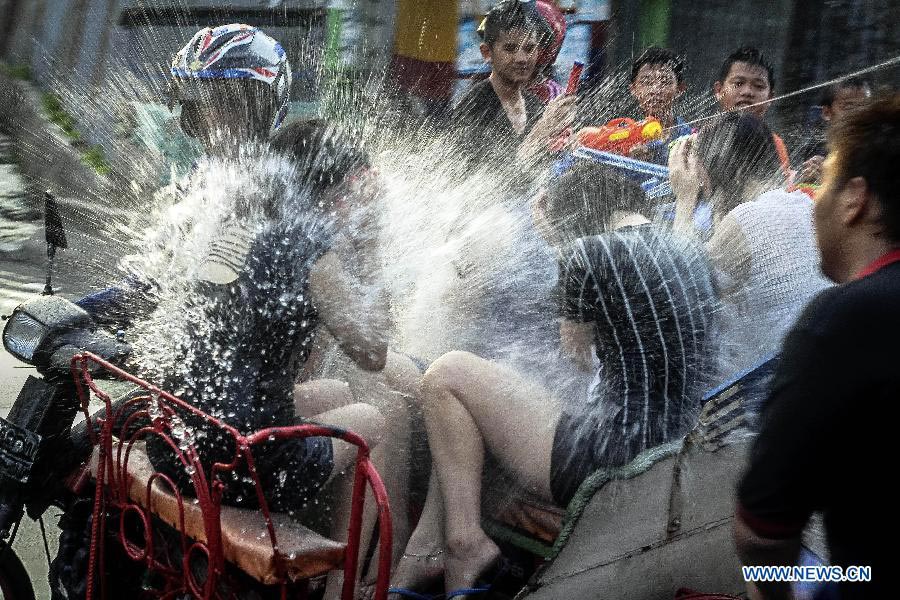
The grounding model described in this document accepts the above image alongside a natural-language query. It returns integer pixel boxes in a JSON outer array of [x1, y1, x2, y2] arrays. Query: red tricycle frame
[[69, 352, 392, 600]]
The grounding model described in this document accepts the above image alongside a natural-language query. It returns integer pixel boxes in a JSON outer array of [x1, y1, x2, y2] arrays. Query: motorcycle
[[0, 192, 393, 599]]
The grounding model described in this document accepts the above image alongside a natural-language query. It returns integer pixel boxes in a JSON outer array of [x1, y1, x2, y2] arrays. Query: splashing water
[[2, 2, 898, 534]]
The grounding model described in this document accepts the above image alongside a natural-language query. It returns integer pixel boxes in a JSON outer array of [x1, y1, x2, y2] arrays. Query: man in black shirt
[[451, 0, 575, 171], [736, 95, 900, 600]]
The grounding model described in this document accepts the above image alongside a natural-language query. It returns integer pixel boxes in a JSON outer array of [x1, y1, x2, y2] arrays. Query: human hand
[[628, 143, 653, 162], [797, 155, 825, 184], [669, 136, 706, 233], [670, 135, 704, 202], [534, 95, 578, 139]]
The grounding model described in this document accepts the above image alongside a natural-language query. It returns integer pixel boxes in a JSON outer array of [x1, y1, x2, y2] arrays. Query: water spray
[[667, 53, 900, 133]]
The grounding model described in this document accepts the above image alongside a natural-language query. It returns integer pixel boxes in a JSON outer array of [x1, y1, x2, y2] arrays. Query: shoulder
[[728, 188, 811, 222], [453, 80, 494, 111], [793, 270, 898, 339], [575, 226, 702, 269]]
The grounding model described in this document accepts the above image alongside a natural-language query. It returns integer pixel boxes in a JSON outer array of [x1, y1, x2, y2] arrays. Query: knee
[[420, 351, 482, 402], [384, 351, 423, 398], [348, 403, 387, 448]]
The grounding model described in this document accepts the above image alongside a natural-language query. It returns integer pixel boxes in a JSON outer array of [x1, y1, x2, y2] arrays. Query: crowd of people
[[79, 1, 899, 599]]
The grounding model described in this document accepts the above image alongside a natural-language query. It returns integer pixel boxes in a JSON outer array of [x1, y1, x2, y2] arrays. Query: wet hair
[[630, 47, 685, 84], [482, 0, 552, 48], [694, 113, 780, 213], [717, 46, 775, 91], [820, 76, 873, 107], [545, 162, 648, 240], [828, 94, 900, 241], [270, 119, 370, 196]]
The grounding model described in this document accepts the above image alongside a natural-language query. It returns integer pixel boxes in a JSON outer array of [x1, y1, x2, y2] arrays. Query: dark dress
[[550, 225, 719, 506]]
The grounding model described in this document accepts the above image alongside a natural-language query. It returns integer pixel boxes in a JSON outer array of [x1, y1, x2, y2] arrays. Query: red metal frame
[[70, 352, 392, 600]]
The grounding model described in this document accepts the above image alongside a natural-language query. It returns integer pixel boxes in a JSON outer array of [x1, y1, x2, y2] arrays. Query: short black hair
[[545, 162, 648, 240], [694, 112, 780, 213], [820, 76, 873, 107], [482, 0, 552, 47], [829, 94, 900, 241], [717, 46, 775, 91], [631, 47, 685, 84], [270, 119, 369, 195]]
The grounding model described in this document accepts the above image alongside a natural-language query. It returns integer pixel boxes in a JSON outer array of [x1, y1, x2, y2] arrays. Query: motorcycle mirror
[[43, 191, 67, 295], [44, 191, 68, 250]]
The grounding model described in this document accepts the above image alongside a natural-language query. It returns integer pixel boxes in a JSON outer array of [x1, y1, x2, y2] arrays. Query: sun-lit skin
[[714, 62, 773, 119], [813, 150, 895, 284], [813, 153, 843, 281], [629, 64, 685, 127]]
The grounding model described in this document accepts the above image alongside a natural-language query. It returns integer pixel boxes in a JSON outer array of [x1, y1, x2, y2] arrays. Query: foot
[[385, 546, 445, 598], [444, 532, 501, 599]]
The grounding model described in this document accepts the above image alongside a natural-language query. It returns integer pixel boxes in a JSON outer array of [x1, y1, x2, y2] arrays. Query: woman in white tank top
[[671, 113, 832, 375]]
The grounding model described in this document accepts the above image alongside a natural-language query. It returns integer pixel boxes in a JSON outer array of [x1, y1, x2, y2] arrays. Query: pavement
[[0, 241, 93, 600]]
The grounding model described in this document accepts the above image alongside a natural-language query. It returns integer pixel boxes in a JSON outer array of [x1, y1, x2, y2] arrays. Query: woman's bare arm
[[560, 318, 595, 373], [706, 213, 752, 296], [309, 248, 389, 372]]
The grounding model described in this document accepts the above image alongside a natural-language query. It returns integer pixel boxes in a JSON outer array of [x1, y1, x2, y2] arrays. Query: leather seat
[[93, 442, 346, 585]]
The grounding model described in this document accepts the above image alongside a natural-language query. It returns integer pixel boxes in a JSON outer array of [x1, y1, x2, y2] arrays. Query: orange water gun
[[577, 117, 664, 155]]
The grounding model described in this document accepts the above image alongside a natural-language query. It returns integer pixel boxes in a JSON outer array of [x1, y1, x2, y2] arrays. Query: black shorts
[[550, 408, 602, 508], [249, 429, 335, 513], [148, 420, 335, 514], [550, 393, 682, 508]]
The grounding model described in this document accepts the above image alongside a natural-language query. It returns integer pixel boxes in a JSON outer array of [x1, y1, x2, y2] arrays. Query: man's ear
[[821, 105, 834, 122], [628, 81, 638, 100], [713, 80, 723, 100], [841, 176, 875, 227], [676, 81, 687, 98], [480, 42, 492, 63]]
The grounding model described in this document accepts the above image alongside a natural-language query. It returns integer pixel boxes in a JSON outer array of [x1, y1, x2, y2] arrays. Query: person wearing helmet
[[78, 33, 407, 597], [168, 23, 292, 150], [75, 24, 293, 324], [137, 115, 405, 600]]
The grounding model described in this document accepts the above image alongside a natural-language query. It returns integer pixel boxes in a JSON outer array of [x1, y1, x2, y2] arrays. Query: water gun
[[577, 117, 664, 155]]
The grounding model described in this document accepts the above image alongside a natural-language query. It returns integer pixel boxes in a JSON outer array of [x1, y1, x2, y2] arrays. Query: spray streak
[[668, 53, 900, 133]]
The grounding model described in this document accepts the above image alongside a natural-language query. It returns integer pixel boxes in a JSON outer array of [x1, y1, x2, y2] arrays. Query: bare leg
[[421, 351, 561, 597], [389, 469, 445, 594], [315, 403, 385, 600], [321, 349, 419, 569], [293, 378, 354, 418]]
